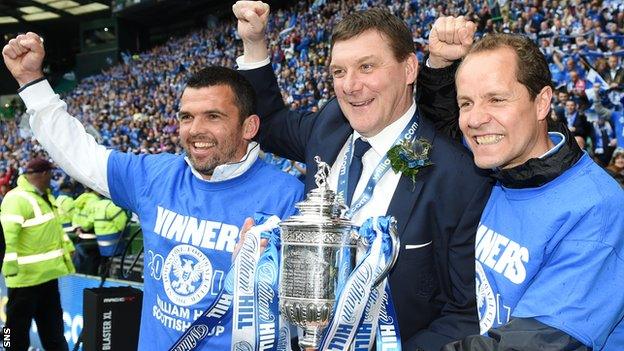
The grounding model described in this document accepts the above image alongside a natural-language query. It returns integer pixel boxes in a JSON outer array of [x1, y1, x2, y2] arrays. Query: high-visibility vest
[[0, 175, 75, 288], [92, 199, 128, 257], [72, 192, 99, 238], [55, 194, 76, 232]]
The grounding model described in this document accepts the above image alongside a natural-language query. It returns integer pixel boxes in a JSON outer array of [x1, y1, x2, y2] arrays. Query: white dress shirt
[[327, 103, 416, 226]]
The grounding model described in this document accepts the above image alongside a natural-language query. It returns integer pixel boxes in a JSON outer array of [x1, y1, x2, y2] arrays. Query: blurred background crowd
[[1, 0, 623, 200]]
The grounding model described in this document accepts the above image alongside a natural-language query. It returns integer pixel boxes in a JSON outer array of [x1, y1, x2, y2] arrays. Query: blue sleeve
[[106, 150, 150, 214], [512, 198, 624, 350]]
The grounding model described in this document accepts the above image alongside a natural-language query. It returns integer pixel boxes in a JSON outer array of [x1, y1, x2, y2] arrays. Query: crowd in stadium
[[0, 0, 623, 200]]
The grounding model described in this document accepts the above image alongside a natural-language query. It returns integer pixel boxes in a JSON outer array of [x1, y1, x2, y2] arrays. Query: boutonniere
[[387, 138, 433, 187]]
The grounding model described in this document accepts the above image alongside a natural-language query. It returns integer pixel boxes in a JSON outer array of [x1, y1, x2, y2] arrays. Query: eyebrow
[[200, 109, 228, 117], [457, 91, 511, 100], [178, 109, 228, 117], [329, 55, 377, 69]]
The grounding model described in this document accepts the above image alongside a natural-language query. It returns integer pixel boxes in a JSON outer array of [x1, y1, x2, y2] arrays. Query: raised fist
[[2, 32, 45, 87], [232, 1, 270, 44], [428, 16, 476, 69]]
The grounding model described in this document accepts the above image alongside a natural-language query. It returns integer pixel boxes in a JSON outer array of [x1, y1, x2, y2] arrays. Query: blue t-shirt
[[475, 154, 624, 350], [107, 151, 304, 350]]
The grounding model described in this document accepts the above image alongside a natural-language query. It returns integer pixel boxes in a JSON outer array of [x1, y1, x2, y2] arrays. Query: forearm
[[242, 39, 269, 64], [417, 58, 462, 142], [19, 80, 112, 197], [239, 64, 311, 161]]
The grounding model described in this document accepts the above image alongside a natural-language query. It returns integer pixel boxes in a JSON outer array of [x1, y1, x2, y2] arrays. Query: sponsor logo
[[171, 325, 209, 351], [234, 341, 253, 351]]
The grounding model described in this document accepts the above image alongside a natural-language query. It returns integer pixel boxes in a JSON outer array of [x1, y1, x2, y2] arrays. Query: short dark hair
[[462, 34, 552, 100], [185, 66, 257, 122], [331, 8, 414, 62]]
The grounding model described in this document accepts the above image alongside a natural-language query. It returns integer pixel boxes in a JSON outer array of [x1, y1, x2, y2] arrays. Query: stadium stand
[[0, 0, 623, 196]]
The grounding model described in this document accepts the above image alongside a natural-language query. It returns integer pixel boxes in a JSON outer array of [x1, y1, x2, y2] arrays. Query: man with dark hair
[[0, 157, 75, 351], [444, 33, 624, 350], [564, 99, 590, 148], [2, 32, 304, 349], [234, 2, 493, 349]]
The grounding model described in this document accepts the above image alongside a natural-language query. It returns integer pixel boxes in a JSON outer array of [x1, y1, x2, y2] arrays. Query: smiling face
[[178, 85, 258, 178], [457, 47, 553, 169], [565, 99, 577, 114], [329, 30, 418, 138], [614, 154, 624, 169]]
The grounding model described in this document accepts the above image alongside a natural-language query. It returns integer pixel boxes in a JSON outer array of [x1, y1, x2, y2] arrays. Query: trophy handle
[[372, 217, 400, 288]]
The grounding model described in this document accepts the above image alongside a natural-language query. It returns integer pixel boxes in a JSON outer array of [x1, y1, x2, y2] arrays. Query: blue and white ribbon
[[370, 218, 401, 351], [169, 269, 235, 351], [376, 288, 401, 351], [255, 216, 286, 351], [320, 216, 401, 351], [337, 113, 419, 217]]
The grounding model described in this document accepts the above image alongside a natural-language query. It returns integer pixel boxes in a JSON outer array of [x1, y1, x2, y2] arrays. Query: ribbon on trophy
[[252, 215, 291, 351], [320, 216, 402, 351], [169, 214, 283, 351]]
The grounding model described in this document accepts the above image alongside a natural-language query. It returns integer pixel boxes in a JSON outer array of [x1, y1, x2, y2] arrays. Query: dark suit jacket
[[605, 68, 624, 87], [241, 64, 493, 351], [561, 112, 590, 139]]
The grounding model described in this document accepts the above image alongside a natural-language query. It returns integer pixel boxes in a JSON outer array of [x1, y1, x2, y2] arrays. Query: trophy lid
[[281, 156, 353, 228]]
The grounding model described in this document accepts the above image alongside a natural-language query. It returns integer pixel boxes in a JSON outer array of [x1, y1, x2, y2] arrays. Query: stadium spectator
[[564, 99, 591, 147], [607, 148, 624, 188], [606, 55, 624, 88], [592, 113, 618, 166]]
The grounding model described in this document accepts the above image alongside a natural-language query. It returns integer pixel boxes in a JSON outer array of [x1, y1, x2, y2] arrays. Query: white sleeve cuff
[[18, 80, 56, 110], [236, 55, 271, 70]]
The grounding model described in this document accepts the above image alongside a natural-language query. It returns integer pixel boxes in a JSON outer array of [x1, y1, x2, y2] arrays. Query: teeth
[[193, 142, 215, 148], [475, 135, 504, 145], [351, 99, 372, 107]]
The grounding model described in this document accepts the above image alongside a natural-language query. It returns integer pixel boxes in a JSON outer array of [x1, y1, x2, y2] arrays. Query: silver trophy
[[279, 157, 400, 350]]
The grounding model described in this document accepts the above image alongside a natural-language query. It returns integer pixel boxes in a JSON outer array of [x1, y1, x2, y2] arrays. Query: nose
[[463, 103, 492, 129], [341, 71, 362, 95], [188, 116, 205, 136]]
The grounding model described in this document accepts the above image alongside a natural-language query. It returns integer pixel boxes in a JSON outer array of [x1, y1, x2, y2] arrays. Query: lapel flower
[[387, 138, 433, 187]]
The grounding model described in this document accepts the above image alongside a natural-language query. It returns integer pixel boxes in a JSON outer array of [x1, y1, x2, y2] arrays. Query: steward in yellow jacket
[[92, 198, 128, 257], [71, 188, 101, 275], [0, 157, 73, 350]]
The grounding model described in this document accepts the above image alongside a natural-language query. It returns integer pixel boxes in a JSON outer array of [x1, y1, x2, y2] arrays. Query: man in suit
[[563, 99, 590, 149], [606, 55, 624, 89], [233, 2, 493, 349]]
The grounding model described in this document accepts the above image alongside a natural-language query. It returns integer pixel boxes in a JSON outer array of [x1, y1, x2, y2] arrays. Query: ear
[[405, 53, 419, 85], [535, 85, 553, 122], [242, 114, 260, 140]]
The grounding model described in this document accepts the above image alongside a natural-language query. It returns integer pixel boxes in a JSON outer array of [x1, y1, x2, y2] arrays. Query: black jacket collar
[[491, 121, 583, 189]]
